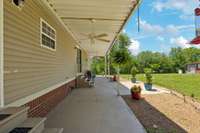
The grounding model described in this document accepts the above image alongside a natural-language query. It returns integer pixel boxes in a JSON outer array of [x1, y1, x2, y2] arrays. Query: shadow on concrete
[[122, 95, 187, 133], [145, 88, 157, 92]]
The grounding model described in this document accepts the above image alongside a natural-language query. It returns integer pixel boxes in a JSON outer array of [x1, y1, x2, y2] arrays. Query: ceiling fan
[[79, 19, 110, 45]]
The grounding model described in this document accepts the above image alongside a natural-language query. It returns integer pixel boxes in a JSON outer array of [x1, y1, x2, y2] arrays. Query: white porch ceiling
[[47, 0, 139, 56]]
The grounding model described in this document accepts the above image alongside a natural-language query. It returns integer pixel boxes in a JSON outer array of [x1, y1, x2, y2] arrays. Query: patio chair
[[89, 73, 96, 87]]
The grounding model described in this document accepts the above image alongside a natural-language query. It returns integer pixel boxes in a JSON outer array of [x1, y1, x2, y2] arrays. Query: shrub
[[191, 93, 195, 98], [144, 68, 153, 84], [131, 85, 142, 93], [131, 66, 138, 78]]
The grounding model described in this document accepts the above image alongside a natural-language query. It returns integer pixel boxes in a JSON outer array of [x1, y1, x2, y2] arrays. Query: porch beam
[[61, 17, 124, 22], [0, 0, 4, 107]]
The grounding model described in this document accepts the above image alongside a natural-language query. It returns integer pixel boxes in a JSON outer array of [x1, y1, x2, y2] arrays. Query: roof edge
[[106, 0, 142, 55]]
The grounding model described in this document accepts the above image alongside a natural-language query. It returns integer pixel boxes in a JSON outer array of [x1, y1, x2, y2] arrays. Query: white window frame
[[40, 18, 56, 51]]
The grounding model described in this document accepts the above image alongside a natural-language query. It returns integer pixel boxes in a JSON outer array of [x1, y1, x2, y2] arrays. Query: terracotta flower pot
[[131, 91, 141, 100], [113, 75, 117, 81]]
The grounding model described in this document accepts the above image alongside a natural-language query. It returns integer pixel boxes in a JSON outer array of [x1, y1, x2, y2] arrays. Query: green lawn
[[121, 74, 200, 100]]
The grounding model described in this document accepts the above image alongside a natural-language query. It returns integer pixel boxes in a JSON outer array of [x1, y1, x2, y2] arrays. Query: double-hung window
[[40, 18, 56, 50]]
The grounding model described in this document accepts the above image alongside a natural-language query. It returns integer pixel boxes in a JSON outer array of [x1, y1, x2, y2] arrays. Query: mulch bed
[[122, 94, 200, 133]]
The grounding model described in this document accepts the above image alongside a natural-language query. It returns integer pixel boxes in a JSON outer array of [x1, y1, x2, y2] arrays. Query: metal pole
[[137, 4, 140, 33]]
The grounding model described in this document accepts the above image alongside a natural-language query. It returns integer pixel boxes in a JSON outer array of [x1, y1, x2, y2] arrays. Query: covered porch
[[45, 77, 146, 133], [0, 0, 145, 132], [40, 0, 144, 132]]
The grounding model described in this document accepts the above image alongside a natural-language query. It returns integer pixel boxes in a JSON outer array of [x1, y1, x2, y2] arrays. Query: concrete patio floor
[[45, 77, 146, 133]]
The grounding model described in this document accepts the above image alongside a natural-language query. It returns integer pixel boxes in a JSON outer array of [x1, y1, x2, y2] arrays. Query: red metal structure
[[190, 36, 200, 44], [190, 4, 200, 45]]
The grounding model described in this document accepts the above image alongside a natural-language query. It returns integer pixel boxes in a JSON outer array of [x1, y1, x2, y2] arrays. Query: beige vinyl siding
[[4, 0, 80, 105]]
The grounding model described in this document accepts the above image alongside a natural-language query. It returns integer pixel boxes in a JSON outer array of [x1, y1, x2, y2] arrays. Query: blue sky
[[125, 0, 200, 55]]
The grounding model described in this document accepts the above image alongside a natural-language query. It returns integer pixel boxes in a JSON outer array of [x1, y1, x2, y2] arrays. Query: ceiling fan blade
[[96, 38, 110, 43], [94, 33, 108, 38]]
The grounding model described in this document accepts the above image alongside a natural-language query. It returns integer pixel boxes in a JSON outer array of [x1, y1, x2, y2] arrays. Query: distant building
[[186, 62, 200, 74]]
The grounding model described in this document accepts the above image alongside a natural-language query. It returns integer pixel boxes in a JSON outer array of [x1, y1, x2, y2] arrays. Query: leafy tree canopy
[[91, 34, 200, 74]]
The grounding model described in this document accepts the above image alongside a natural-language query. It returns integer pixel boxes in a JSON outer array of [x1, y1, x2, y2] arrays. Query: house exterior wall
[[3, 0, 86, 105], [25, 80, 75, 117], [196, 64, 200, 73], [187, 63, 200, 74]]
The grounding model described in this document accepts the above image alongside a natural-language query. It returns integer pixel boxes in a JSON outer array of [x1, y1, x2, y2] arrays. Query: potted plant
[[131, 66, 138, 83], [113, 74, 117, 81], [130, 85, 142, 100], [144, 68, 153, 90]]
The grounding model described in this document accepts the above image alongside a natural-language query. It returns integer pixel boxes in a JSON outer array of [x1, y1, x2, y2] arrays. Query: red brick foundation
[[24, 80, 75, 117]]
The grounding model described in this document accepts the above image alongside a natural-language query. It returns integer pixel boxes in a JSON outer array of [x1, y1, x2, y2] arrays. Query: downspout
[[0, 0, 4, 107]]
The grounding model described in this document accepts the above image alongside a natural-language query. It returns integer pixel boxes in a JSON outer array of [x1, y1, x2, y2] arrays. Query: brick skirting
[[24, 80, 75, 117]]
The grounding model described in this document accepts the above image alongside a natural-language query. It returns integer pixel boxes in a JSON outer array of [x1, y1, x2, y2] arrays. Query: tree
[[120, 56, 138, 74], [91, 57, 105, 74], [118, 34, 131, 48], [169, 47, 187, 72], [182, 47, 200, 63], [112, 50, 130, 75], [91, 33, 133, 75], [110, 33, 132, 74], [91, 34, 200, 75]]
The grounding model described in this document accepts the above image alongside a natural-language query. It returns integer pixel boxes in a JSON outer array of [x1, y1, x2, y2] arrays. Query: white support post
[[0, 0, 4, 107], [104, 55, 107, 77], [108, 54, 110, 77]]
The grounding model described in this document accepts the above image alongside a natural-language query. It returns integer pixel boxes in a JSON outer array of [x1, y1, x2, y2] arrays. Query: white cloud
[[157, 36, 165, 41], [129, 39, 140, 55], [177, 25, 195, 30], [153, 0, 198, 19], [133, 35, 152, 40], [170, 36, 190, 48], [140, 20, 164, 34], [166, 25, 179, 35], [139, 20, 194, 37], [153, 2, 164, 12], [122, 29, 126, 33], [170, 36, 200, 49], [159, 43, 171, 53]]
